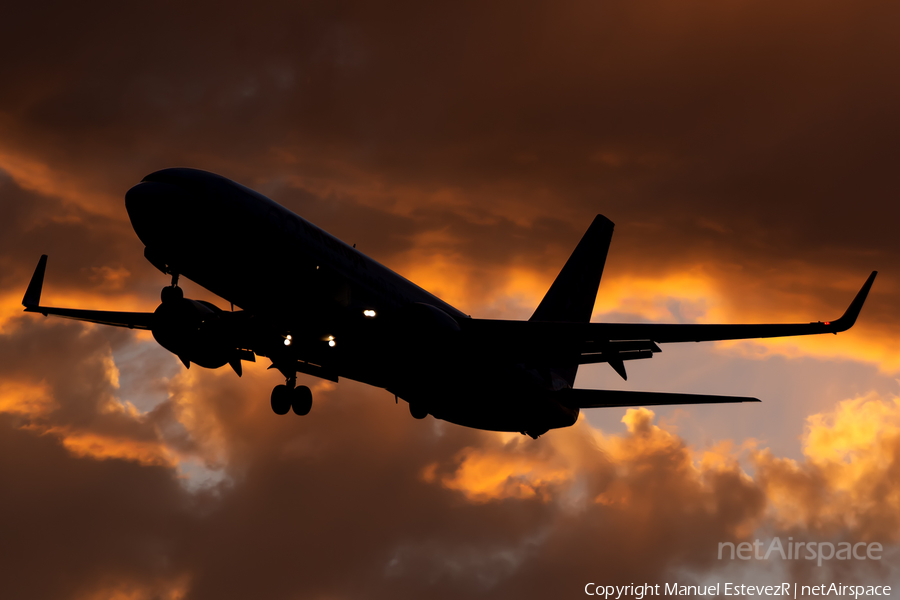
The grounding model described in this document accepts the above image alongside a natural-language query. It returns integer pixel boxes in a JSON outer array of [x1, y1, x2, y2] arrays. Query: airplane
[[21, 168, 877, 438]]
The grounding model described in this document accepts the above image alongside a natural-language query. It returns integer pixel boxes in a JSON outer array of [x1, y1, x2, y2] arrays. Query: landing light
[[326, 335, 336, 347], [363, 309, 376, 318], [284, 334, 292, 346]]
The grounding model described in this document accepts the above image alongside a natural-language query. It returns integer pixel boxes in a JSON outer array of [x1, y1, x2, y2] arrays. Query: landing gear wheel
[[161, 285, 183, 304], [409, 402, 428, 420], [270, 385, 291, 415], [291, 385, 313, 416]]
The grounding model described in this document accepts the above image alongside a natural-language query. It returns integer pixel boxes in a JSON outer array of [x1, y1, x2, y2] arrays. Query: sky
[[1, 1, 899, 598]]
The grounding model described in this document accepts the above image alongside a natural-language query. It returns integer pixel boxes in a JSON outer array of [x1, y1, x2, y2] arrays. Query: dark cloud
[[7, 344, 899, 599], [0, 171, 138, 288], [2, 0, 896, 319], [0, 316, 194, 599], [0, 413, 193, 599], [1, 259, 898, 598]]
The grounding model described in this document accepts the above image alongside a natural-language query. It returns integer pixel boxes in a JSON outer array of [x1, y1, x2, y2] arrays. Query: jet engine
[[151, 295, 236, 369]]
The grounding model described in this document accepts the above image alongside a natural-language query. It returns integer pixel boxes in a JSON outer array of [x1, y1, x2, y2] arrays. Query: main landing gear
[[160, 272, 183, 304], [271, 375, 313, 416]]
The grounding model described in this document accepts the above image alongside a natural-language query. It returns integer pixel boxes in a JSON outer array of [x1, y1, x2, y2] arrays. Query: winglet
[[22, 255, 48, 308], [830, 271, 877, 332]]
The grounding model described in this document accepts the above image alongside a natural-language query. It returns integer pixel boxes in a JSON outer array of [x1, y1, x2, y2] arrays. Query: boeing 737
[[22, 168, 877, 437]]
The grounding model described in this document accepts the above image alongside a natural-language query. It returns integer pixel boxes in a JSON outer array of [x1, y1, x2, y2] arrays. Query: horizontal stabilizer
[[559, 388, 760, 409]]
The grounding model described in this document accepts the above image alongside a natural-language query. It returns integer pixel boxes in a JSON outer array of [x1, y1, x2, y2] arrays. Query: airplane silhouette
[[22, 168, 877, 438]]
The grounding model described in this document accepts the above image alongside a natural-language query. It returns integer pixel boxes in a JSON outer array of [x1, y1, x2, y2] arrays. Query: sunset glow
[[1, 1, 897, 597]]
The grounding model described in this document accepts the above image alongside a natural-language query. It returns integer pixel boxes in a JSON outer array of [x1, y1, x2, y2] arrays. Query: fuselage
[[125, 168, 579, 436]]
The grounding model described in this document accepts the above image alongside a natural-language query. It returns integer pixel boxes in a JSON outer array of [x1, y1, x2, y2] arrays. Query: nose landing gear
[[270, 375, 313, 416]]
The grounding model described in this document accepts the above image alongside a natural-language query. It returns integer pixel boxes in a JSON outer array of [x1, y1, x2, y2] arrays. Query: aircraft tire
[[271, 385, 291, 415], [291, 386, 313, 416], [409, 402, 428, 420]]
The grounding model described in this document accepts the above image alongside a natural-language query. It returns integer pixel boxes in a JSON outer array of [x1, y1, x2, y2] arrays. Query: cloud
[[1, 0, 898, 596], [2, 303, 899, 598], [755, 393, 900, 541]]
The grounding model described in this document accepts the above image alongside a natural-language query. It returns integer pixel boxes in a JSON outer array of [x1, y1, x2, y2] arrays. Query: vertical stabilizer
[[530, 215, 614, 323], [530, 215, 614, 387]]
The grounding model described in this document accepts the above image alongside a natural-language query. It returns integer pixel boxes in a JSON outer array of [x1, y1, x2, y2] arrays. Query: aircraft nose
[[125, 167, 265, 255], [125, 179, 194, 249]]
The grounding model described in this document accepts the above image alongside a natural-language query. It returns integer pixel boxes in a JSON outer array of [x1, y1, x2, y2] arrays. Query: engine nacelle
[[152, 298, 234, 369]]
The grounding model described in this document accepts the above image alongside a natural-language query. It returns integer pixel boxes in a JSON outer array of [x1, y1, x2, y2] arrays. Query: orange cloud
[[0, 149, 121, 219], [719, 332, 900, 376], [73, 576, 190, 600], [88, 265, 133, 292], [427, 392, 900, 552], [0, 380, 55, 417], [754, 392, 900, 539], [46, 427, 179, 468], [423, 444, 572, 503]]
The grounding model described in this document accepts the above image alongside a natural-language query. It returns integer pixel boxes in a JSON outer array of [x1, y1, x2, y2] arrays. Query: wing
[[461, 271, 877, 367], [22, 255, 155, 330]]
